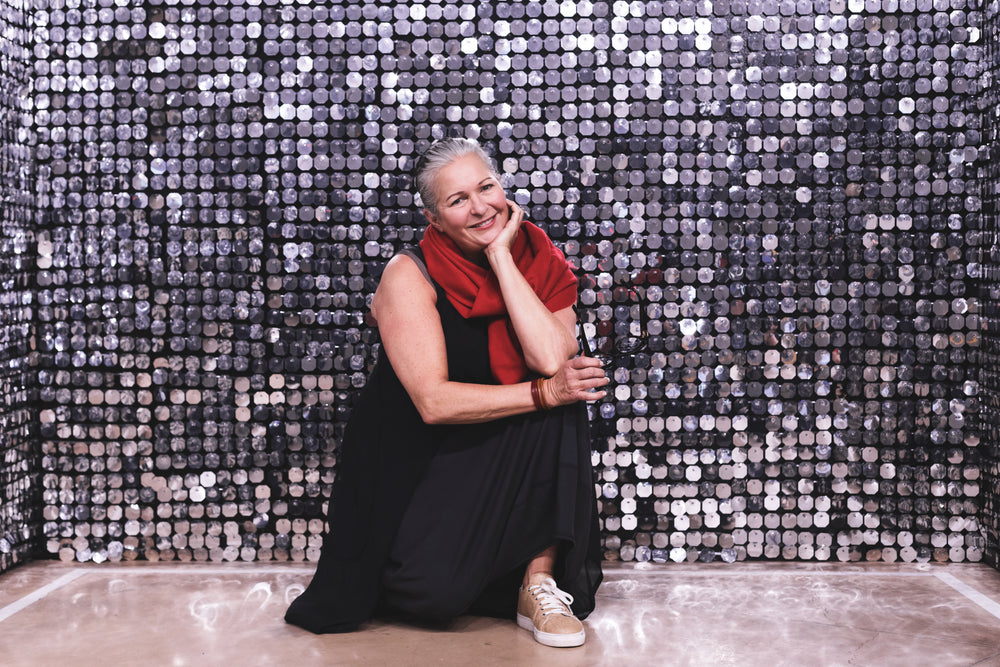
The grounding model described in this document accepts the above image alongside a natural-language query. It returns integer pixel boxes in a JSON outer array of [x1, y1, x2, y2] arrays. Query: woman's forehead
[[437, 153, 490, 178], [433, 154, 496, 190]]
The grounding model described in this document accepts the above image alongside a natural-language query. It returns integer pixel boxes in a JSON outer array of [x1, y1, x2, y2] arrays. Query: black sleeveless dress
[[284, 249, 603, 633]]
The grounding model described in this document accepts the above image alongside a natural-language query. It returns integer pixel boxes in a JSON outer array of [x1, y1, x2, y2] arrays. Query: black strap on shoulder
[[397, 246, 433, 287]]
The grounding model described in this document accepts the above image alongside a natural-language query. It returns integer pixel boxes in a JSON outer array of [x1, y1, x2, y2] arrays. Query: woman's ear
[[423, 208, 441, 230]]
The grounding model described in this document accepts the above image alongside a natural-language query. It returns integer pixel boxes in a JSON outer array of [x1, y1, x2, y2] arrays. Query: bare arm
[[371, 254, 607, 425], [484, 201, 580, 376]]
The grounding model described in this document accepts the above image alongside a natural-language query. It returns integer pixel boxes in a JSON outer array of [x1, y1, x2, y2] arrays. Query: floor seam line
[[602, 570, 939, 577], [14, 568, 949, 577], [789, 617, 1000, 645], [969, 648, 1000, 666], [70, 566, 313, 575], [933, 572, 1000, 622], [0, 569, 90, 624]]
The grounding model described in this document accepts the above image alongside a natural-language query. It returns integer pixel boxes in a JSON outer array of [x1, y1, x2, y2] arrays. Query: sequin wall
[[980, 0, 1000, 569], [0, 0, 37, 576], [30, 0, 992, 567]]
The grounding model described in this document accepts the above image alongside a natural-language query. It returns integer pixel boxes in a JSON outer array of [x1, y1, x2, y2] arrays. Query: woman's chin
[[478, 227, 505, 248]]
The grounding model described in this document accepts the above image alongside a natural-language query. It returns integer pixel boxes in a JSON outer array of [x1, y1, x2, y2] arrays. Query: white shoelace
[[528, 578, 575, 617]]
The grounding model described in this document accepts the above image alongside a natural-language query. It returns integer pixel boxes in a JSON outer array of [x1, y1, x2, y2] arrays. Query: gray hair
[[413, 138, 499, 215]]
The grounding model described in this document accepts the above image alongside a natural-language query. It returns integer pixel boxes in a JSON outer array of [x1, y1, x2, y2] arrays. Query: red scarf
[[419, 221, 578, 384]]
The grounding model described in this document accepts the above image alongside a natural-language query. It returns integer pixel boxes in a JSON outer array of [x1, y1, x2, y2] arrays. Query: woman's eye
[[481, 184, 493, 191]]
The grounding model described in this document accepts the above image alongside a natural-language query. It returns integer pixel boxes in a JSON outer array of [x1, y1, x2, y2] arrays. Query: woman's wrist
[[484, 244, 513, 265], [540, 377, 555, 409], [530, 378, 545, 410], [530, 377, 553, 411]]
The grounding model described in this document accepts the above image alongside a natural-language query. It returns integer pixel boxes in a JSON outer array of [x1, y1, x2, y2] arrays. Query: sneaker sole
[[516, 613, 586, 648]]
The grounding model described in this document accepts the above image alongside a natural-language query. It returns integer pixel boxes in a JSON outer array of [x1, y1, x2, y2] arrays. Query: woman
[[285, 138, 608, 648]]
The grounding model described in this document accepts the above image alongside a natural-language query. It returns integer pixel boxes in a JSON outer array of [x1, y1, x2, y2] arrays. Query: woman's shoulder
[[372, 250, 437, 319], [383, 249, 433, 287]]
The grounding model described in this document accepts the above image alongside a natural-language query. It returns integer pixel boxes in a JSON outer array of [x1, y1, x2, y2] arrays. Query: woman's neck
[[467, 251, 489, 268]]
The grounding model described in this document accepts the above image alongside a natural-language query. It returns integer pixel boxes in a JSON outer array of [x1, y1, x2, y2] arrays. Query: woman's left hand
[[541, 356, 609, 407], [486, 199, 524, 255]]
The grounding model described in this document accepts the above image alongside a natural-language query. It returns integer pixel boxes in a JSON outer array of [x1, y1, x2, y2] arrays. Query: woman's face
[[424, 153, 509, 258]]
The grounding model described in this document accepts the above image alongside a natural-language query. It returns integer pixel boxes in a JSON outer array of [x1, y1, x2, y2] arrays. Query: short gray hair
[[413, 138, 499, 215]]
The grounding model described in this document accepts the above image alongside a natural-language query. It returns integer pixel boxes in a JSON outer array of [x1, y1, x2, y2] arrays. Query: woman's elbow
[[419, 409, 445, 425], [414, 398, 448, 425], [530, 359, 563, 378], [528, 343, 578, 377]]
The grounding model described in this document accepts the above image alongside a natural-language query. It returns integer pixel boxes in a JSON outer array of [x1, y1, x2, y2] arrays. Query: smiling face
[[424, 153, 509, 259]]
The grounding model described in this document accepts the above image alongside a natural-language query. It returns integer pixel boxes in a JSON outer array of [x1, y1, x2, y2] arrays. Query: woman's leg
[[522, 545, 558, 586]]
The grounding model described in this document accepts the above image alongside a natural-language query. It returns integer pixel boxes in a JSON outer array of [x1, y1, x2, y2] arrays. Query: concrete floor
[[2, 560, 1000, 666]]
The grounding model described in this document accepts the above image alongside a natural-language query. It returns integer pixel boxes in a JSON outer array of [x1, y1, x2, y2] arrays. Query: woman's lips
[[470, 213, 497, 230]]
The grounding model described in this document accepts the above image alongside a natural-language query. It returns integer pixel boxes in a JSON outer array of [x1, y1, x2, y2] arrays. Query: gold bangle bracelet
[[537, 378, 550, 410], [530, 378, 544, 411]]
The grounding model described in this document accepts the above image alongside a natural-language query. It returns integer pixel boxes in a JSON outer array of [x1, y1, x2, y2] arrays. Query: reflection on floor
[[2, 560, 1000, 666]]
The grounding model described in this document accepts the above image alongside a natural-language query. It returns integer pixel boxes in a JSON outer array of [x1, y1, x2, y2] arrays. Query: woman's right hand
[[485, 199, 524, 257], [541, 356, 610, 407]]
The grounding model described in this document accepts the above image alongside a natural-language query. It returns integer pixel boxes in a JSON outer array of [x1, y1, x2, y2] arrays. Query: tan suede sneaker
[[516, 575, 586, 648]]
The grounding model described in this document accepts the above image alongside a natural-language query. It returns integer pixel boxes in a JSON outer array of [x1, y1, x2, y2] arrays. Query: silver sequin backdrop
[[0, 0, 998, 574]]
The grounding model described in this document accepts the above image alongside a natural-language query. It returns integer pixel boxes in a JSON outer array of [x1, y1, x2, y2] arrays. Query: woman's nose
[[469, 194, 488, 216]]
